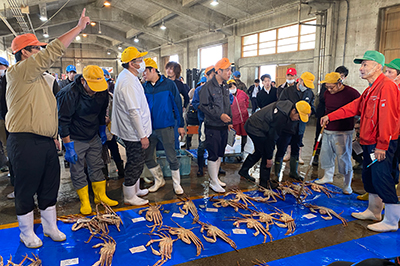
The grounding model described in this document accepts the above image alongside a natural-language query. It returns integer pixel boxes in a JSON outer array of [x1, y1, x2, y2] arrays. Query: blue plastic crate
[[156, 149, 191, 177]]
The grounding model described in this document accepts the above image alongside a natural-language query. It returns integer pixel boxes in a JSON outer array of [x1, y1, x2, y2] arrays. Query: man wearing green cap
[[321, 50, 400, 233], [57, 65, 118, 215], [384, 58, 400, 81], [314, 72, 360, 195]]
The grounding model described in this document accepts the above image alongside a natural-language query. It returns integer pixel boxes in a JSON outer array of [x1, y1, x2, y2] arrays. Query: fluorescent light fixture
[[134, 36, 139, 43], [103, 1, 111, 7], [75, 36, 81, 41], [40, 15, 47, 21], [160, 20, 166, 30], [210, 0, 219, 6]]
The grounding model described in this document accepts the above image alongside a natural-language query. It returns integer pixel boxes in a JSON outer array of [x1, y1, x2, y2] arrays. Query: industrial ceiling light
[[90, 21, 96, 26], [107, 51, 111, 55], [160, 20, 166, 30], [43, 27, 49, 38], [118, 45, 122, 50], [39, 3, 48, 21], [76, 35, 81, 41], [103, 1, 111, 7], [98, 21, 102, 34], [134, 36, 139, 43], [210, 0, 219, 6], [82, 33, 87, 37]]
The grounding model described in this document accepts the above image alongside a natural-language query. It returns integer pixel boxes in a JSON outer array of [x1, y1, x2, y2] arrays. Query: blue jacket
[[192, 85, 205, 124], [143, 75, 184, 130]]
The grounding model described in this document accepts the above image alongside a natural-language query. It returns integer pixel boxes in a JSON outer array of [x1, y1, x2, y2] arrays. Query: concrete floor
[[0, 122, 399, 265]]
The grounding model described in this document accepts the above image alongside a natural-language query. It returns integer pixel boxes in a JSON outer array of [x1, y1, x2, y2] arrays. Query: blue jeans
[[362, 140, 399, 203]]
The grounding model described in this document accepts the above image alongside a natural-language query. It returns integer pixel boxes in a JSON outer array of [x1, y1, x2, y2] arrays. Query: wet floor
[[0, 122, 398, 265]]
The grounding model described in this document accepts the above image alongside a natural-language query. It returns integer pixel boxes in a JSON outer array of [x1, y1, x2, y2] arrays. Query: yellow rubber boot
[[357, 192, 369, 201], [76, 186, 92, 215], [92, 180, 118, 206]]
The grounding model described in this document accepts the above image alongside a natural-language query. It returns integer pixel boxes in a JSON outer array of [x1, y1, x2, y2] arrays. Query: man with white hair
[[321, 50, 400, 233]]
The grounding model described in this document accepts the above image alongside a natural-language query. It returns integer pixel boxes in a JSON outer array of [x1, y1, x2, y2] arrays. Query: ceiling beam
[[146, 9, 174, 27]]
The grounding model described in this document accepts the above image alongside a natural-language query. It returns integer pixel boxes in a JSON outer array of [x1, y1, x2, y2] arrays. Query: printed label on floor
[[232, 229, 247, 234], [206, 208, 218, 212], [60, 258, 79, 266], [302, 213, 317, 219], [129, 245, 147, 254], [172, 213, 185, 218], [132, 217, 146, 223]]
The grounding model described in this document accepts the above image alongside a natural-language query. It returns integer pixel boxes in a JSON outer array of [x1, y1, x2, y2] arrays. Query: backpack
[[186, 103, 199, 126]]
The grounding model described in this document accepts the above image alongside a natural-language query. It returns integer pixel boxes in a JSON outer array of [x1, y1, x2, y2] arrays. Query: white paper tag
[[129, 245, 147, 254], [370, 152, 376, 161], [303, 213, 317, 219], [131, 217, 146, 223], [232, 228, 247, 234], [172, 213, 185, 218], [60, 258, 79, 266], [206, 208, 218, 212]]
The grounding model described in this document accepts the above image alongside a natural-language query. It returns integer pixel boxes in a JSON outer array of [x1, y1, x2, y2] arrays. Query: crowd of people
[[0, 9, 399, 250]]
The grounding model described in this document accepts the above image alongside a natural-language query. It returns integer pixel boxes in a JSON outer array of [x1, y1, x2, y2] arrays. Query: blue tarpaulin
[[0, 184, 396, 266]]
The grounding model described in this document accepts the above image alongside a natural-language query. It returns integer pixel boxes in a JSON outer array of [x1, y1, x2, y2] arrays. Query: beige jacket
[[5, 39, 65, 138]]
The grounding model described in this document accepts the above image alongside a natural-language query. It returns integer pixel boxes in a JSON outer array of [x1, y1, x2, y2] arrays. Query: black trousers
[[123, 139, 145, 186], [247, 133, 272, 184], [8, 133, 60, 215], [250, 97, 258, 114], [106, 136, 122, 163], [205, 127, 228, 162]]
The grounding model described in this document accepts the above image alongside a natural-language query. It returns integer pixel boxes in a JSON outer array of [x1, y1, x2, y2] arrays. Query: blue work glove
[[99, 125, 107, 145], [64, 141, 78, 164]]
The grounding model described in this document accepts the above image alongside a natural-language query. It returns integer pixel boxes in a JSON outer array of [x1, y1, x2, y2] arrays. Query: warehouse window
[[242, 19, 316, 57], [169, 54, 179, 63], [199, 44, 223, 69]]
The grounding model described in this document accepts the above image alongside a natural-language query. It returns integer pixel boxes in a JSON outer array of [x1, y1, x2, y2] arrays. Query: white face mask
[[299, 84, 308, 92], [137, 61, 146, 74], [229, 88, 237, 94], [0, 69, 5, 77], [287, 79, 295, 84]]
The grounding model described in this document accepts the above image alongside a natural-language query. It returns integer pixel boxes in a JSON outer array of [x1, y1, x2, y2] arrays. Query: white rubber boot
[[298, 147, 304, 164], [148, 165, 165, 193], [315, 166, 335, 184], [142, 176, 153, 184], [135, 179, 148, 197], [171, 169, 184, 195], [351, 193, 383, 221], [343, 171, 353, 195], [208, 160, 225, 193], [40, 206, 66, 242], [367, 203, 400, 232], [123, 183, 148, 206], [17, 211, 42, 248], [283, 145, 291, 162], [217, 157, 226, 187]]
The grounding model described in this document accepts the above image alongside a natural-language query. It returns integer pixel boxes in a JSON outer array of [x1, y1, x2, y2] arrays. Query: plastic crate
[[156, 149, 191, 177]]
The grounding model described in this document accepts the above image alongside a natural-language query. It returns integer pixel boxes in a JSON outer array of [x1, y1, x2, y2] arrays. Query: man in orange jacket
[[321, 50, 400, 233]]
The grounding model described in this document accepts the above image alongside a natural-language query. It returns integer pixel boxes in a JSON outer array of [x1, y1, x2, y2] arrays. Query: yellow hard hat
[[121, 47, 148, 63]]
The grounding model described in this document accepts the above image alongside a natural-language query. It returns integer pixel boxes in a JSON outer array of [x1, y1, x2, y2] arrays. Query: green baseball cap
[[384, 58, 400, 71], [354, 50, 385, 66]]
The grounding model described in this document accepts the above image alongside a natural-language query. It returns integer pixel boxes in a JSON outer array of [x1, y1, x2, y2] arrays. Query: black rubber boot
[[312, 154, 319, 166], [102, 165, 109, 181], [241, 136, 247, 153], [238, 154, 258, 182], [259, 166, 269, 188], [289, 156, 303, 181], [197, 154, 204, 177], [274, 157, 283, 180], [116, 161, 124, 179]]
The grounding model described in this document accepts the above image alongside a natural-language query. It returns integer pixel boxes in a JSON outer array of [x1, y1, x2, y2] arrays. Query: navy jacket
[[57, 74, 108, 140], [143, 75, 184, 130]]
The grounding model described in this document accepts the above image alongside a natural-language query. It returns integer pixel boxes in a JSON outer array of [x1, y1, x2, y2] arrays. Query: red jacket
[[231, 89, 249, 125], [328, 73, 400, 150]]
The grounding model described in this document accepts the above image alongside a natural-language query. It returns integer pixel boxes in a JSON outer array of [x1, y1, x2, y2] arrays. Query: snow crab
[[138, 203, 163, 232], [304, 203, 348, 226], [177, 197, 199, 224]]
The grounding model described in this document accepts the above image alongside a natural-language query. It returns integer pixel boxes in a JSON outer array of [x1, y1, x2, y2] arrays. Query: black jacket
[[57, 74, 108, 141], [315, 83, 327, 118], [256, 87, 278, 109], [58, 78, 74, 89], [248, 84, 261, 97], [245, 100, 294, 159], [198, 76, 232, 129], [277, 81, 297, 98], [174, 79, 189, 108], [278, 84, 315, 135]]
